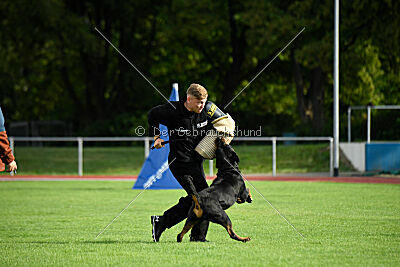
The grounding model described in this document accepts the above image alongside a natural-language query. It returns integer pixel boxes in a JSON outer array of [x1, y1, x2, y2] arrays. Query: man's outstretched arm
[[147, 103, 175, 149]]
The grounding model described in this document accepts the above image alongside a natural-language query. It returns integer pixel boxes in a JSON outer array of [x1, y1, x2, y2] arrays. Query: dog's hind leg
[[177, 212, 199, 242], [210, 208, 251, 243]]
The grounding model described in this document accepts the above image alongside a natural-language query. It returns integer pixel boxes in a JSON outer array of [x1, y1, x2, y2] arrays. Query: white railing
[[9, 136, 333, 177], [347, 105, 400, 143]]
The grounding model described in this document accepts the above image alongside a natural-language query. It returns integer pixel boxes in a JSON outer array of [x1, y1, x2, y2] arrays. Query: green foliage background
[[1, 0, 399, 139]]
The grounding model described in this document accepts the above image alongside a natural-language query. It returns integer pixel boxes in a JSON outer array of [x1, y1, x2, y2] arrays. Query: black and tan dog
[[177, 138, 253, 243]]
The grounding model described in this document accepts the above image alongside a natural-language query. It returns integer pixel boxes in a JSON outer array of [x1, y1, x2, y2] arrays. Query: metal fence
[[347, 105, 400, 143], [9, 136, 334, 177]]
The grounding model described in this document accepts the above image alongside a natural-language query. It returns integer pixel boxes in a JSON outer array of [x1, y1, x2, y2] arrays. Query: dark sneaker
[[151, 215, 165, 242]]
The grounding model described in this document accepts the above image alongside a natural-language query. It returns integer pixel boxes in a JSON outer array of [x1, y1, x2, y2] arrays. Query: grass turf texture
[[6, 144, 354, 175], [0, 181, 399, 266]]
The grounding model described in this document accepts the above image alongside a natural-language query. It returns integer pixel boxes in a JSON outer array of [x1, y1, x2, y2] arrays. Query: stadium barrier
[[9, 136, 334, 177], [347, 105, 400, 143]]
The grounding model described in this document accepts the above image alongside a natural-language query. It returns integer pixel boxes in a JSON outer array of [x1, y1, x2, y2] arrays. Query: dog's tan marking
[[192, 195, 203, 218], [226, 224, 251, 242], [248, 189, 253, 202], [177, 221, 196, 242]]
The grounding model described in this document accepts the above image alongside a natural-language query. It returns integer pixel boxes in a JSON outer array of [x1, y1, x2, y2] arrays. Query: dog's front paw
[[246, 190, 253, 203], [236, 197, 245, 204]]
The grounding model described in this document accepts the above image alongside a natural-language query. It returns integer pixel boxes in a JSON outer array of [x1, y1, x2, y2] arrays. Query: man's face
[[187, 95, 207, 113]]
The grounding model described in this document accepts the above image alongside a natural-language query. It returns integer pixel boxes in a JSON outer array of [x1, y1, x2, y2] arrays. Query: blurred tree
[[0, 0, 170, 135], [154, 0, 301, 134], [0, 0, 399, 138], [58, 0, 171, 133]]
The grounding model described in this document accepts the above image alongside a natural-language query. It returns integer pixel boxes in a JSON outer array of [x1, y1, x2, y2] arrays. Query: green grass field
[[8, 144, 354, 175], [1, 181, 399, 265]]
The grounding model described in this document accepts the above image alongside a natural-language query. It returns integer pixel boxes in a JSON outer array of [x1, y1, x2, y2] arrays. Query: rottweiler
[[177, 138, 253, 243]]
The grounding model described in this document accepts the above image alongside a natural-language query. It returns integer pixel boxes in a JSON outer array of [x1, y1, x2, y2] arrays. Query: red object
[[0, 131, 15, 172], [2, 174, 400, 184]]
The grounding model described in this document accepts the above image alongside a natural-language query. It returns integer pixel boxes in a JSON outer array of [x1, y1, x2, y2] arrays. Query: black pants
[[162, 159, 209, 240]]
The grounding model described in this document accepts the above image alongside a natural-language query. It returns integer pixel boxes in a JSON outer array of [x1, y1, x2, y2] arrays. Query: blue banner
[[366, 143, 400, 172], [133, 85, 182, 190]]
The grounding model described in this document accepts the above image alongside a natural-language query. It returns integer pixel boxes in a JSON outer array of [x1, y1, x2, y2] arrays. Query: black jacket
[[148, 99, 214, 162]]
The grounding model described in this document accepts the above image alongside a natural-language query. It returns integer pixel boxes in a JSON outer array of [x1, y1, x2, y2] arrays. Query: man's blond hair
[[187, 84, 208, 99]]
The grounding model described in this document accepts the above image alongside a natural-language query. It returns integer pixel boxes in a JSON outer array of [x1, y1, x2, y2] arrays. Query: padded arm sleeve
[[204, 101, 226, 123]]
